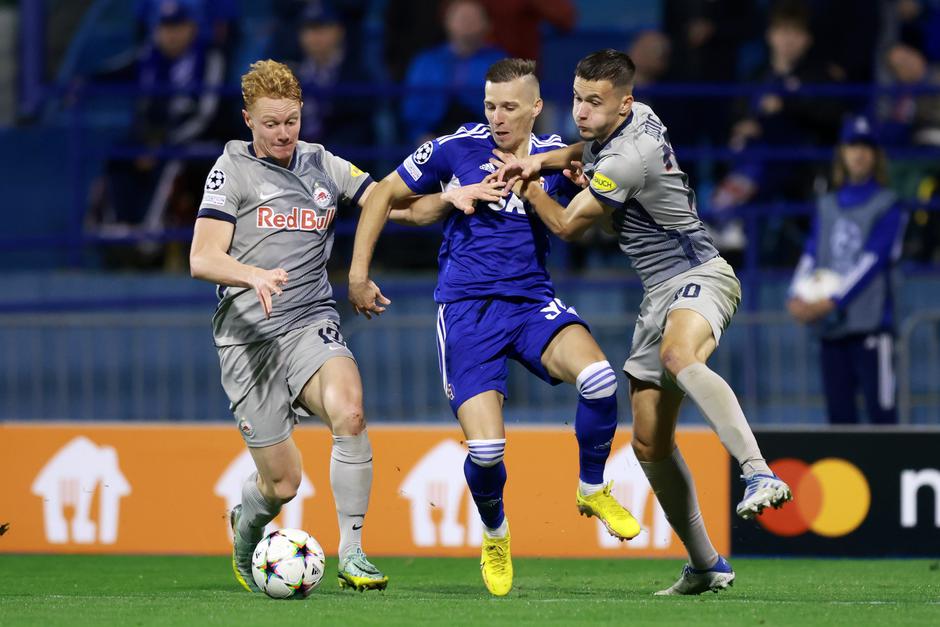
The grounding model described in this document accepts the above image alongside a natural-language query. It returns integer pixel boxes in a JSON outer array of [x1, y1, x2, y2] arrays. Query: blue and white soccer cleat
[[654, 556, 735, 596], [736, 473, 793, 520]]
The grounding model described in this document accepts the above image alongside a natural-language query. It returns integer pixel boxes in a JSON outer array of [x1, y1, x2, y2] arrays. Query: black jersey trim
[[197, 208, 237, 223]]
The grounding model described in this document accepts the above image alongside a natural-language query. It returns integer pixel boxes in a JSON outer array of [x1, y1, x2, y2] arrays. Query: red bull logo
[[758, 457, 871, 537], [256, 206, 335, 231]]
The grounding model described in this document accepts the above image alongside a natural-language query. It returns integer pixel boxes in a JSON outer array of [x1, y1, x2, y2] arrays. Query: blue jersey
[[396, 123, 578, 303]]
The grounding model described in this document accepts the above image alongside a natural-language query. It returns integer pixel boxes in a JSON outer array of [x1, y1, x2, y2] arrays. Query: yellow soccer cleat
[[229, 505, 259, 592], [337, 548, 389, 592], [480, 525, 513, 597], [577, 481, 641, 541]]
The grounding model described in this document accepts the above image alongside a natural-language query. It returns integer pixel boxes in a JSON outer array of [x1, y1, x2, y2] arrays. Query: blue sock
[[575, 361, 619, 484], [575, 394, 618, 484], [463, 455, 506, 529]]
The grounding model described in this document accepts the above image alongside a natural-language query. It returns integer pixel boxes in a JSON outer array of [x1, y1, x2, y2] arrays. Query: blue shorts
[[435, 296, 588, 415]]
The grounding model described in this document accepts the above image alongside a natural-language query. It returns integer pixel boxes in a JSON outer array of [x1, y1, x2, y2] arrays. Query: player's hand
[[348, 277, 391, 320], [490, 150, 542, 183], [563, 160, 589, 188], [787, 297, 835, 323], [249, 267, 289, 319], [442, 180, 509, 215]]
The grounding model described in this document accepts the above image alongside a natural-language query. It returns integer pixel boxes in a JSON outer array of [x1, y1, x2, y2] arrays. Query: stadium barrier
[[731, 429, 940, 558], [0, 423, 729, 558], [3, 305, 940, 424]]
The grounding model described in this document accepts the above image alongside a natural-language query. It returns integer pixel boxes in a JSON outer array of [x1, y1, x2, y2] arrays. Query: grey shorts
[[624, 256, 741, 389], [217, 319, 355, 447]]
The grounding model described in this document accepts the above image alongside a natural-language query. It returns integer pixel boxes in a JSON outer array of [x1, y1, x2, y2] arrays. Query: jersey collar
[[248, 143, 297, 171], [590, 110, 634, 156]]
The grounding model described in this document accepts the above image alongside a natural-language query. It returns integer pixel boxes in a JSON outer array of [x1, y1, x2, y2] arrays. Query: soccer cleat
[[229, 505, 260, 592], [736, 473, 793, 520], [338, 547, 389, 591], [576, 481, 642, 541], [655, 556, 735, 596], [480, 525, 513, 597]]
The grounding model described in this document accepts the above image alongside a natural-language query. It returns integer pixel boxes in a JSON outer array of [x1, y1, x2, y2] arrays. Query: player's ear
[[242, 109, 252, 129], [619, 93, 634, 116], [532, 97, 544, 118]]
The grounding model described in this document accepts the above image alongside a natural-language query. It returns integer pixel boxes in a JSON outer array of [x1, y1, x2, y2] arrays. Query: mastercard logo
[[757, 458, 871, 537]]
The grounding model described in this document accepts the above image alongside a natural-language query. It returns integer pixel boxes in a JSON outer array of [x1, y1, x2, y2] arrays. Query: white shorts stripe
[[436, 304, 449, 396], [877, 333, 895, 410]]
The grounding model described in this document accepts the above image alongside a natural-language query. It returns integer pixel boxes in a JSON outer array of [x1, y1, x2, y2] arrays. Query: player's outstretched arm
[[348, 172, 415, 318], [390, 180, 510, 225], [521, 183, 608, 242], [491, 142, 585, 182], [190, 218, 288, 319]]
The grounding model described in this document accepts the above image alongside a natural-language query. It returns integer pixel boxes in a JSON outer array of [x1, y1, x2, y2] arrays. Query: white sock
[[238, 471, 281, 544], [640, 448, 718, 570], [483, 518, 509, 539], [578, 480, 605, 496], [330, 430, 373, 560], [675, 363, 771, 476]]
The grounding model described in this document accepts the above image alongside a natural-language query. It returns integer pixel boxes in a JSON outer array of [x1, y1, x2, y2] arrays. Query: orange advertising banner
[[0, 424, 729, 557]]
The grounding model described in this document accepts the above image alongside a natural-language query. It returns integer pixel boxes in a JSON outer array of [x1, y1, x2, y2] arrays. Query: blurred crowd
[[72, 0, 940, 272]]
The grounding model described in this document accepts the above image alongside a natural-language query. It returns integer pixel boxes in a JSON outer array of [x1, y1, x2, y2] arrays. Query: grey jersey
[[197, 140, 373, 346], [582, 102, 718, 288]]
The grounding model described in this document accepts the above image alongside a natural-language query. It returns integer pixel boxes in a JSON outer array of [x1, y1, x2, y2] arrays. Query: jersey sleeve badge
[[205, 169, 226, 191], [590, 172, 617, 192], [413, 141, 434, 164]]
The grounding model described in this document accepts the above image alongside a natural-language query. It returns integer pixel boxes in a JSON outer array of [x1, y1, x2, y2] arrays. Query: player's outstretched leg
[[231, 471, 282, 592], [465, 440, 512, 596], [573, 361, 640, 540], [655, 556, 735, 596], [331, 431, 388, 591], [674, 362, 794, 518]]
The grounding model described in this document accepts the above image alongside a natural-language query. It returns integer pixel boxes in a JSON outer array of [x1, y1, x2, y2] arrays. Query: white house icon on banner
[[214, 449, 314, 538], [400, 439, 482, 547], [599, 445, 671, 550], [31, 436, 131, 544]]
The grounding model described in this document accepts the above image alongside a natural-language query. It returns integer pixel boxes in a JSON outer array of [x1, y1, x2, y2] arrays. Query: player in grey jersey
[[495, 49, 793, 595], [189, 60, 408, 593]]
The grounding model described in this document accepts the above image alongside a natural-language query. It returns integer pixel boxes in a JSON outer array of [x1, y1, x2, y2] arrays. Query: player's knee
[[660, 343, 697, 377], [271, 471, 302, 503], [331, 404, 366, 435], [576, 360, 618, 399], [631, 434, 671, 463]]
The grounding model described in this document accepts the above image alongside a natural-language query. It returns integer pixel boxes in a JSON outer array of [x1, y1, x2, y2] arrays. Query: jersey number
[[674, 283, 701, 300], [662, 131, 697, 212], [541, 298, 575, 320], [318, 326, 345, 345]]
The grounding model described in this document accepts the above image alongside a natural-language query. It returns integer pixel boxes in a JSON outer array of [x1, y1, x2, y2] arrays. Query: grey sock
[[676, 363, 771, 476], [331, 430, 373, 560], [238, 471, 281, 544], [640, 448, 719, 570]]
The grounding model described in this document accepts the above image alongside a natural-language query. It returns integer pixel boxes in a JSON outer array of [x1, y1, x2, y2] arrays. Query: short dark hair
[[769, 0, 811, 30], [575, 49, 636, 89], [485, 58, 537, 83]]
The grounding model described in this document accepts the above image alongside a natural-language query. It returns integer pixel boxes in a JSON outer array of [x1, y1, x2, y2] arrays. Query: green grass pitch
[[1, 555, 938, 626]]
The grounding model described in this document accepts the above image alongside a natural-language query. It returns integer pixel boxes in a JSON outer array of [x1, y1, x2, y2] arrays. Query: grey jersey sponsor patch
[[197, 140, 373, 346], [582, 102, 718, 288]]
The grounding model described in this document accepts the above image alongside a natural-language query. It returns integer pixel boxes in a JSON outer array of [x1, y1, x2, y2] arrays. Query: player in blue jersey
[[492, 49, 792, 595], [347, 58, 640, 597]]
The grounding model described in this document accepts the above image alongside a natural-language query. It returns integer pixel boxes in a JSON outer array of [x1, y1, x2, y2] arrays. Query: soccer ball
[[792, 268, 841, 304], [251, 528, 325, 599]]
